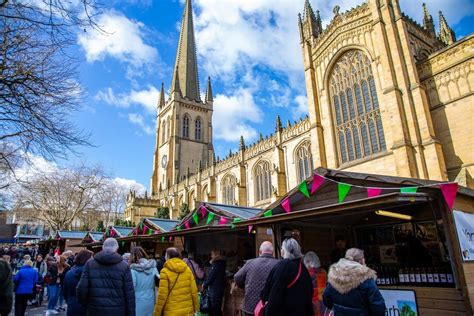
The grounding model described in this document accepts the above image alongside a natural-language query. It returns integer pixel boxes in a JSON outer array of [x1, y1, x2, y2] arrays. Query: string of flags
[[131, 222, 160, 236], [175, 205, 235, 232]]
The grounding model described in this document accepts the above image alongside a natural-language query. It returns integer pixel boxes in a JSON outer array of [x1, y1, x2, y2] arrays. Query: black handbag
[[200, 289, 211, 313]]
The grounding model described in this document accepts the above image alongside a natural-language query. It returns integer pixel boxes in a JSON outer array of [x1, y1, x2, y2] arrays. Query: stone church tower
[[150, 0, 214, 196]]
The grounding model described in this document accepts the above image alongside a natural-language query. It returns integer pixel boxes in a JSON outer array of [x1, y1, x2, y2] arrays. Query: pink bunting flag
[[219, 217, 228, 225], [169, 236, 172, 242], [282, 197, 291, 214], [200, 206, 207, 218], [311, 173, 325, 195], [440, 183, 458, 210], [248, 225, 253, 234], [367, 188, 382, 198], [184, 221, 190, 229], [142, 226, 148, 235]]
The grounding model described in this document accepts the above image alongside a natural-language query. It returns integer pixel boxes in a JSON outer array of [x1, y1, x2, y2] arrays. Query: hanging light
[[375, 210, 412, 221]]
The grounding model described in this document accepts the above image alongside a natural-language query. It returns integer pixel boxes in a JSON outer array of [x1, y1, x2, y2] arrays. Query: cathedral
[[124, 0, 473, 223]]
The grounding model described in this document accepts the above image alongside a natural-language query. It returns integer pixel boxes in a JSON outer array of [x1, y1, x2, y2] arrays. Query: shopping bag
[[200, 290, 211, 313]]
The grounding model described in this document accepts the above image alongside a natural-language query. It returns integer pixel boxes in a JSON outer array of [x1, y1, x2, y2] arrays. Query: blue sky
[[68, 0, 474, 190]]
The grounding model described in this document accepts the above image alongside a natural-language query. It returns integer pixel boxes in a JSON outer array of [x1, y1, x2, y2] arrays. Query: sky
[[65, 0, 474, 191]]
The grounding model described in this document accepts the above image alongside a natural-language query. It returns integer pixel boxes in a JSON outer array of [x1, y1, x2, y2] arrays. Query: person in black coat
[[323, 248, 385, 316], [202, 249, 226, 316], [261, 238, 313, 316], [0, 260, 13, 316], [63, 250, 93, 316], [77, 238, 135, 316]]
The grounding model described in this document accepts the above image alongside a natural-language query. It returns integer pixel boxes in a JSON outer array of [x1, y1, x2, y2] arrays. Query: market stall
[[237, 167, 474, 316], [52, 230, 88, 253]]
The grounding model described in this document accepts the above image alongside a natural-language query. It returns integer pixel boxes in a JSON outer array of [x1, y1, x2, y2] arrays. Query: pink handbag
[[254, 261, 302, 316]]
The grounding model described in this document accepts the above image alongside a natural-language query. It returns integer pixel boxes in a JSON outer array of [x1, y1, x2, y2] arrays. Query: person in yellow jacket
[[154, 247, 199, 316]]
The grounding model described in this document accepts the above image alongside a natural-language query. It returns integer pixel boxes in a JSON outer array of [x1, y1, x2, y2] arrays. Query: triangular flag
[[248, 225, 253, 234], [142, 226, 148, 235], [176, 226, 182, 231], [231, 218, 241, 229], [282, 198, 291, 213], [139, 222, 143, 230], [184, 221, 190, 229], [440, 183, 458, 210], [147, 228, 153, 235], [206, 212, 215, 225], [154, 230, 159, 234], [169, 236, 172, 242], [311, 173, 325, 195], [367, 188, 382, 198], [298, 181, 310, 198], [193, 213, 199, 225], [200, 206, 207, 218], [338, 183, 351, 203], [219, 217, 228, 225], [263, 210, 273, 217], [161, 236, 165, 242], [400, 187, 418, 194]]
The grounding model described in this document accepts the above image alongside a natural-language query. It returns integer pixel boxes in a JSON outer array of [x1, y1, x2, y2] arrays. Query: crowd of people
[[0, 236, 386, 316]]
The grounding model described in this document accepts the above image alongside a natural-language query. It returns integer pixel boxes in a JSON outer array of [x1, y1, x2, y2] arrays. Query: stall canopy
[[101, 226, 134, 240], [236, 167, 467, 227], [54, 230, 88, 240], [116, 218, 180, 243], [81, 231, 104, 244], [165, 202, 262, 237]]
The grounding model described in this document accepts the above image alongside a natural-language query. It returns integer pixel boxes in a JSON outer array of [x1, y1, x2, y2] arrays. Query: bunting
[[176, 226, 182, 231], [184, 221, 190, 229], [169, 236, 173, 242], [298, 181, 310, 198], [206, 212, 215, 225], [338, 183, 351, 203], [219, 217, 228, 225], [263, 210, 273, 217], [248, 225, 253, 234], [231, 218, 241, 229], [161, 236, 165, 242], [440, 183, 458, 210], [193, 213, 199, 225], [311, 173, 325, 195], [367, 188, 382, 198], [282, 198, 291, 213], [200, 206, 208, 218], [400, 187, 418, 194]]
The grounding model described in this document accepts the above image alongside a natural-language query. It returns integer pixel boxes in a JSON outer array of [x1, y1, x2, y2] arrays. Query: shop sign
[[380, 289, 418, 316], [453, 210, 474, 262]]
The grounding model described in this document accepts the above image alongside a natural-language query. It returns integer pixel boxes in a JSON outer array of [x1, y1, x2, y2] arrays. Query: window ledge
[[338, 150, 391, 169]]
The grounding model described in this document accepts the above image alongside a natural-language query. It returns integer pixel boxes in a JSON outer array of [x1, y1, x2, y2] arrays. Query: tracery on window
[[195, 117, 202, 141], [161, 121, 166, 143], [329, 50, 386, 164], [182, 115, 190, 138], [221, 174, 236, 205], [254, 160, 272, 202], [295, 141, 313, 182]]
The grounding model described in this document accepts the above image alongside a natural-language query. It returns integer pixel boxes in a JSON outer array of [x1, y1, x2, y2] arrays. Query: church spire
[[158, 82, 165, 108], [438, 11, 456, 46], [171, 0, 201, 102], [205, 76, 213, 103], [171, 66, 181, 96], [302, 0, 322, 39], [422, 3, 435, 38]]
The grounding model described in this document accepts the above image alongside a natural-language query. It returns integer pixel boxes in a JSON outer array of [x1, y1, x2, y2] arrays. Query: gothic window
[[166, 117, 171, 140], [195, 117, 202, 141], [221, 174, 236, 205], [329, 50, 386, 164], [295, 141, 313, 182], [182, 115, 190, 138], [254, 160, 272, 202], [161, 121, 166, 143]]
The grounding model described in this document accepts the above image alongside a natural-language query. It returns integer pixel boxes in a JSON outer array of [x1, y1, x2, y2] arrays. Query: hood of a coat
[[93, 250, 123, 266], [131, 258, 156, 274], [327, 259, 376, 294], [72, 265, 84, 279], [164, 258, 188, 274]]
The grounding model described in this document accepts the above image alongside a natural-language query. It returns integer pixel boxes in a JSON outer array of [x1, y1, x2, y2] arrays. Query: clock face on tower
[[161, 155, 168, 168]]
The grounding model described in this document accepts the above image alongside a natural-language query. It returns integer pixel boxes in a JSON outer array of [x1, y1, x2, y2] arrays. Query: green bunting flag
[[193, 213, 199, 225], [264, 210, 273, 217], [338, 183, 351, 203], [298, 181, 310, 198], [206, 212, 215, 225], [400, 187, 418, 193], [161, 236, 165, 242], [176, 226, 182, 231], [231, 217, 241, 229], [147, 227, 153, 235]]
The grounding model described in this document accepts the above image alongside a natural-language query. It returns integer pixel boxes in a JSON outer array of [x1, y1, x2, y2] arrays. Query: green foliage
[[177, 203, 190, 220], [95, 220, 105, 232], [155, 207, 170, 219], [114, 219, 134, 227]]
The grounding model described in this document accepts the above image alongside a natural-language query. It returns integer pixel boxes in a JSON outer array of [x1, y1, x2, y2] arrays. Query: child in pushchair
[[28, 274, 45, 307]]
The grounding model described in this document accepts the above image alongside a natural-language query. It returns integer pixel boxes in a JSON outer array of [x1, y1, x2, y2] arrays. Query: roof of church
[[171, 0, 201, 102]]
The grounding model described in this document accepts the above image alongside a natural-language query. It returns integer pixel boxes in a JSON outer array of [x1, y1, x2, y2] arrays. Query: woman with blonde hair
[[323, 248, 385, 315], [13, 259, 39, 316]]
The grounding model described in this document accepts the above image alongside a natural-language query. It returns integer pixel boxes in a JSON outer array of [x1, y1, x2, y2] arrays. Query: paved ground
[[9, 303, 66, 316]]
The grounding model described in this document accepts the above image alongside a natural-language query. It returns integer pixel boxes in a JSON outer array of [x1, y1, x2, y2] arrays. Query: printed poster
[[380, 289, 418, 316], [453, 210, 474, 261]]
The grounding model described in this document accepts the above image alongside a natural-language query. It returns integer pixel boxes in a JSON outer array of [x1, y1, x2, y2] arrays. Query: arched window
[[161, 120, 166, 143], [195, 117, 202, 141], [221, 174, 236, 205], [329, 50, 386, 164], [295, 141, 313, 182], [182, 115, 190, 138], [166, 117, 171, 140], [202, 184, 208, 202], [254, 161, 272, 202]]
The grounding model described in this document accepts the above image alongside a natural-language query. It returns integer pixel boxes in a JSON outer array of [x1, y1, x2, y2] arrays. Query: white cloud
[[213, 88, 263, 142], [77, 10, 158, 70], [294, 95, 308, 119], [111, 177, 146, 195], [95, 85, 160, 114], [128, 113, 154, 135]]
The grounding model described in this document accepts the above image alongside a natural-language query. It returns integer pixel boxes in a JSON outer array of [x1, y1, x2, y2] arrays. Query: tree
[[95, 220, 105, 232], [114, 219, 134, 227], [177, 203, 189, 220], [14, 164, 106, 230], [0, 1, 102, 187], [155, 207, 170, 219]]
